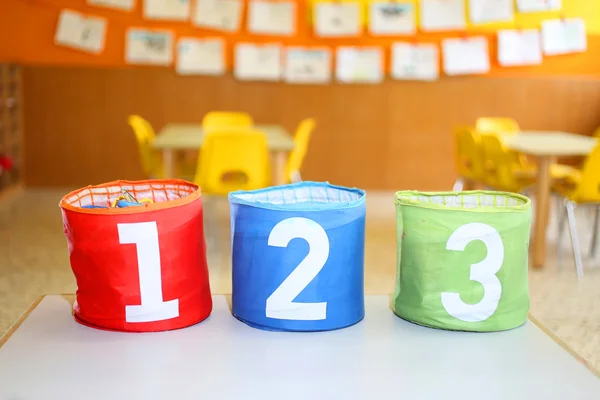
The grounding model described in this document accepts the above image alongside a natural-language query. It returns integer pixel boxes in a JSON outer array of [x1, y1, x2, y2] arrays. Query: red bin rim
[[59, 179, 201, 215]]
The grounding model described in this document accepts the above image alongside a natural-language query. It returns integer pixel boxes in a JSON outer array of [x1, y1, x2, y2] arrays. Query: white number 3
[[441, 222, 504, 323], [266, 217, 329, 321]]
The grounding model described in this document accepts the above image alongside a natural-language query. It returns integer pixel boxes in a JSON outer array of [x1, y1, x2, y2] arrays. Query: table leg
[[532, 155, 552, 268], [273, 151, 288, 186], [163, 150, 174, 179]]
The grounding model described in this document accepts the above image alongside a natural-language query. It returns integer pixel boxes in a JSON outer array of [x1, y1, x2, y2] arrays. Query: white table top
[[504, 131, 597, 157], [153, 123, 295, 151], [1, 295, 599, 400]]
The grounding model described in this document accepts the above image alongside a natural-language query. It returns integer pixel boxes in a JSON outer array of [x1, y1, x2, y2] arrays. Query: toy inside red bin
[[59, 179, 213, 332]]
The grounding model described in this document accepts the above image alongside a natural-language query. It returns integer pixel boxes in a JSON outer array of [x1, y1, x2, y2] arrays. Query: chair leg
[[203, 195, 220, 254], [290, 170, 302, 183], [556, 198, 567, 266], [566, 200, 584, 279], [589, 206, 600, 258], [453, 177, 464, 192]]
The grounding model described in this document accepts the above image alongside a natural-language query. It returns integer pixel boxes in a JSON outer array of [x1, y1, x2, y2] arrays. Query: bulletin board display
[[1, 0, 600, 77]]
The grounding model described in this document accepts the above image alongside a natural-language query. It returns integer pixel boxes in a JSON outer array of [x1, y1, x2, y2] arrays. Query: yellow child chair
[[128, 115, 164, 179], [452, 126, 485, 191], [285, 119, 316, 183], [479, 133, 535, 193], [202, 111, 254, 130], [195, 130, 271, 195], [477, 117, 577, 181], [476, 117, 520, 135], [554, 142, 600, 278]]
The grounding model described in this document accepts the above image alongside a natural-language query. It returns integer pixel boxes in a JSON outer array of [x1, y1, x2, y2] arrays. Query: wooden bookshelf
[[0, 63, 23, 194]]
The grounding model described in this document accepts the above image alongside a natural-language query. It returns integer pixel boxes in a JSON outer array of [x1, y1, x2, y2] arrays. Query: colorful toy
[[229, 181, 367, 332], [60, 179, 212, 332], [392, 190, 531, 332]]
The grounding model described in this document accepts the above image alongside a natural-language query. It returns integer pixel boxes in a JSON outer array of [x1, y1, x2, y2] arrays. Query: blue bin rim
[[228, 181, 366, 211]]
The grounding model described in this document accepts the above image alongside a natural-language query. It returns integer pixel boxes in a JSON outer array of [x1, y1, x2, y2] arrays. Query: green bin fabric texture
[[393, 191, 531, 332]]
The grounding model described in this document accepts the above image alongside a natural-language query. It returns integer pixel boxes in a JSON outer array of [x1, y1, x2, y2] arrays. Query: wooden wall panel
[[22, 66, 600, 190]]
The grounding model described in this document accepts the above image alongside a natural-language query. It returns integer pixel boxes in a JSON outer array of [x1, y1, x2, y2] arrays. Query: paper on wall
[[126, 29, 174, 65], [284, 47, 332, 84], [336, 47, 383, 84], [87, 0, 135, 11], [313, 2, 361, 37], [248, 1, 296, 36], [369, 2, 415, 36], [516, 0, 561, 13], [234, 43, 282, 81], [391, 42, 439, 81], [144, 0, 191, 20], [541, 18, 587, 56], [55, 9, 107, 54], [497, 29, 542, 66], [442, 36, 490, 76], [193, 0, 243, 32], [176, 37, 225, 75], [420, 0, 466, 32], [469, 0, 514, 24]]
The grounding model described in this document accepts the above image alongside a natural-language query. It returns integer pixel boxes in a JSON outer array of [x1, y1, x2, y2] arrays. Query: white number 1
[[266, 217, 329, 321], [441, 222, 504, 323], [118, 222, 179, 323]]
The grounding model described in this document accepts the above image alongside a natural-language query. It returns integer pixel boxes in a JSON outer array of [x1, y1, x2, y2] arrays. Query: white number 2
[[266, 217, 329, 321], [118, 222, 179, 323], [441, 222, 504, 323]]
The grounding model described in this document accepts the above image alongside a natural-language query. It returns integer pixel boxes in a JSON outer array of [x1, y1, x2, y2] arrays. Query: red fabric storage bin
[[60, 179, 212, 332]]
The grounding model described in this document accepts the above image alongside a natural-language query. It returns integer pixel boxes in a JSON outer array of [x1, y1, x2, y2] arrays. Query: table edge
[[528, 313, 600, 379], [1, 295, 598, 380], [0, 295, 45, 349]]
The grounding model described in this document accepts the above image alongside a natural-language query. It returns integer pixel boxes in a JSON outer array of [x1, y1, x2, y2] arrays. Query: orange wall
[[2, 0, 600, 77]]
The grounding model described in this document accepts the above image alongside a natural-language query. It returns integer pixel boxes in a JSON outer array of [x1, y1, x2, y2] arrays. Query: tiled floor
[[1, 188, 599, 372]]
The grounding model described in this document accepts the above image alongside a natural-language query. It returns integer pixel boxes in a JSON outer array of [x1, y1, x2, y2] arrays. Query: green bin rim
[[394, 190, 531, 213]]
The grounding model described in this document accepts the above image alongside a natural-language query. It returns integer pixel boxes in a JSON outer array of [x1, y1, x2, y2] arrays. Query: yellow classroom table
[[153, 124, 295, 185], [503, 132, 598, 269]]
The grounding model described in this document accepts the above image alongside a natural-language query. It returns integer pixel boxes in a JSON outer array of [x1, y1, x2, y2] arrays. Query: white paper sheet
[[391, 42, 439, 81], [442, 36, 490, 76], [144, 0, 190, 20], [541, 18, 587, 56], [497, 29, 542, 66], [284, 47, 331, 84], [55, 9, 106, 54], [176, 38, 225, 76], [517, 0, 561, 13], [314, 2, 361, 37], [126, 29, 174, 65], [336, 47, 383, 83], [234, 43, 282, 81], [248, 1, 296, 36], [87, 0, 135, 11], [420, 0, 466, 32], [469, 0, 513, 24], [193, 0, 243, 32], [369, 2, 415, 35]]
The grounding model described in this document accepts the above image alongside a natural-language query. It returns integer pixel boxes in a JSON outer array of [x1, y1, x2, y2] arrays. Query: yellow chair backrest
[[573, 142, 600, 202], [195, 129, 270, 195], [127, 115, 163, 178], [476, 117, 520, 135], [479, 133, 522, 192], [286, 119, 316, 182], [454, 126, 484, 181], [202, 111, 254, 129]]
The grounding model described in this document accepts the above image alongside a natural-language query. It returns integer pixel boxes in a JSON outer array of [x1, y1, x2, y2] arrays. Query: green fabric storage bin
[[393, 191, 532, 332]]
